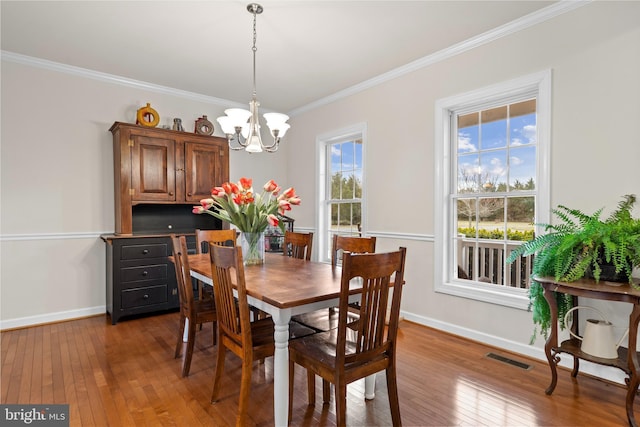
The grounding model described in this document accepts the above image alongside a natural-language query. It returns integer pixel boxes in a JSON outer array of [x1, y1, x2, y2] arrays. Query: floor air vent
[[485, 352, 532, 370]]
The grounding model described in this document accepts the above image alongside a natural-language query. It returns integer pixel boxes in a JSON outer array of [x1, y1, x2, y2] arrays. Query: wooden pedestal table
[[534, 276, 640, 426]]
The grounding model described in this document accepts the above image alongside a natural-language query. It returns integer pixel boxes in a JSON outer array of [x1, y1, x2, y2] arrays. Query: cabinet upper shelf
[[110, 122, 230, 235]]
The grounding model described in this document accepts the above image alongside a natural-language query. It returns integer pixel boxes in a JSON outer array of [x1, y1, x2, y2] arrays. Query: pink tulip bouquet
[[193, 177, 301, 233]]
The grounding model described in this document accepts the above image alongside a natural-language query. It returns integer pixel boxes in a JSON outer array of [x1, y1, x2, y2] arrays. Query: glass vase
[[240, 232, 265, 266]]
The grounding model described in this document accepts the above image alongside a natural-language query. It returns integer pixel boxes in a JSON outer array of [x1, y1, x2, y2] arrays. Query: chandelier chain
[[252, 7, 257, 97]]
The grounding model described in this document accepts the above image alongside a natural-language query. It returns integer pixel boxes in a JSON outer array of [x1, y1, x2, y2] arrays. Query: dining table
[[184, 251, 376, 427]]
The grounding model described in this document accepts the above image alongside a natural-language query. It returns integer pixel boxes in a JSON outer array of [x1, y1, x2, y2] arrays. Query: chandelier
[[216, 3, 290, 153]]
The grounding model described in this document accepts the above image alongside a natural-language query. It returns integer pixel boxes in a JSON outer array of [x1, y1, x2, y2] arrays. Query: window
[[434, 71, 551, 309], [317, 124, 366, 263]]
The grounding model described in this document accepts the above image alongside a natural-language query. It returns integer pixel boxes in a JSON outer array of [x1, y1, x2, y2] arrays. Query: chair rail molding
[[0, 231, 111, 241]]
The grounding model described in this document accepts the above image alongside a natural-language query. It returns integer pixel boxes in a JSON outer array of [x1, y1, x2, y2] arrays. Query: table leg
[[364, 374, 376, 400], [272, 309, 291, 427], [542, 285, 559, 395], [626, 304, 640, 427]]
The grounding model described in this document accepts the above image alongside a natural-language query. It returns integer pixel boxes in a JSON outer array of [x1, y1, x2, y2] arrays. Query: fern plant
[[507, 194, 640, 343]]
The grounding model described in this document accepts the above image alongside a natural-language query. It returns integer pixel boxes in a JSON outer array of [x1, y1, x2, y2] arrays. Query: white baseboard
[[0, 306, 105, 331], [401, 309, 629, 386]]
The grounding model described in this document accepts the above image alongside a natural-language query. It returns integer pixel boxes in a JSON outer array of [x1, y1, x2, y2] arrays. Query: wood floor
[[1, 311, 633, 426]]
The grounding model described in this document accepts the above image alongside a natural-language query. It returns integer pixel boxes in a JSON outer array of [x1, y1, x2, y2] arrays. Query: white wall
[[0, 59, 287, 328], [285, 1, 640, 379], [1, 1, 639, 382]]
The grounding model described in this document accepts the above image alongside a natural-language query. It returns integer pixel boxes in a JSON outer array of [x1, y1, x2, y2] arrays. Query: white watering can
[[563, 306, 629, 359]]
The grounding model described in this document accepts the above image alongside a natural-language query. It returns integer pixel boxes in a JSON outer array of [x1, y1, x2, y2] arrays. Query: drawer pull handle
[[143, 294, 149, 299], [142, 271, 148, 276], [142, 249, 149, 255]]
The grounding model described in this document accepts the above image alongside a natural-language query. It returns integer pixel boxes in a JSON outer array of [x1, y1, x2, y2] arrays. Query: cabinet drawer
[[121, 285, 168, 309], [120, 264, 167, 282], [121, 243, 168, 260]]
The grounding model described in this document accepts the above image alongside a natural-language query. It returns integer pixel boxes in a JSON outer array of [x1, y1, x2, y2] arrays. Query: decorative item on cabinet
[[109, 121, 229, 235], [195, 115, 214, 135], [172, 118, 184, 132], [136, 103, 160, 128]]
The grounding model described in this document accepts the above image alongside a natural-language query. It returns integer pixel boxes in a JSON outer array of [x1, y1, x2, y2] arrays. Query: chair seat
[[292, 309, 338, 332], [289, 330, 355, 365], [242, 317, 317, 349], [293, 309, 359, 332]]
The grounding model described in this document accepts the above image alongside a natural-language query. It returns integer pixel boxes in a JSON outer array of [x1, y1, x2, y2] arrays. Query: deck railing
[[457, 236, 533, 288]]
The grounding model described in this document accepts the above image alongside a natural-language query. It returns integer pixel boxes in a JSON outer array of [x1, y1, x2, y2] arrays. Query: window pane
[[458, 113, 479, 154], [479, 150, 507, 192], [509, 146, 536, 190], [478, 197, 504, 237], [457, 198, 477, 232], [352, 202, 361, 231], [330, 203, 339, 228], [331, 172, 342, 199], [481, 106, 507, 149], [510, 112, 536, 146], [330, 144, 341, 175], [354, 170, 363, 198], [457, 153, 480, 193], [506, 196, 535, 238], [456, 198, 477, 281]]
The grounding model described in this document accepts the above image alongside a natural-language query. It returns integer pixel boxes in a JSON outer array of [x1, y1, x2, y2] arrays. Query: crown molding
[[288, 0, 590, 117], [0, 50, 245, 109]]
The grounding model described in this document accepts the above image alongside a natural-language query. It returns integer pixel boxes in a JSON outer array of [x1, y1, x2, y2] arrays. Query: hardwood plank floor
[[1, 312, 633, 426]]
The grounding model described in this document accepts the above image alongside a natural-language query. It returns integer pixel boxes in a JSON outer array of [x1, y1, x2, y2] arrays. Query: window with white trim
[[317, 125, 366, 263], [434, 71, 551, 309]]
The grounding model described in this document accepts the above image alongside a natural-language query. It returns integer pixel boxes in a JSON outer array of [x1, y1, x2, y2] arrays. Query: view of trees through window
[[454, 98, 537, 287], [328, 139, 363, 239]]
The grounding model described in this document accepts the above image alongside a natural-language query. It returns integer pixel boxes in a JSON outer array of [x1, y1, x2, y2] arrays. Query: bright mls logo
[[1, 405, 69, 426]]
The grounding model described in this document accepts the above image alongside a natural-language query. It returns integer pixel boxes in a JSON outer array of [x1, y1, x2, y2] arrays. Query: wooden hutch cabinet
[[103, 122, 229, 324], [110, 121, 229, 235]]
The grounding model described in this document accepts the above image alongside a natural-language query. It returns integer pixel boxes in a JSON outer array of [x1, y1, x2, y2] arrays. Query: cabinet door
[[131, 135, 176, 201], [184, 141, 225, 202]]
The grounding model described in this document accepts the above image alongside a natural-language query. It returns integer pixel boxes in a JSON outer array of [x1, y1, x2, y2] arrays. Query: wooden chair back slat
[[209, 245, 252, 349], [331, 235, 377, 268], [283, 231, 313, 261], [171, 235, 195, 311], [195, 229, 237, 253]]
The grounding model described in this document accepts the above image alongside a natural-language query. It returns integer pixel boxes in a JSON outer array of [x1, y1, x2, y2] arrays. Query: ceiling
[[1, 1, 561, 114]]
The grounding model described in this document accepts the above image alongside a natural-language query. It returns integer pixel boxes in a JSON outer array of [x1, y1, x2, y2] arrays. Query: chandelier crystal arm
[[216, 3, 289, 154]]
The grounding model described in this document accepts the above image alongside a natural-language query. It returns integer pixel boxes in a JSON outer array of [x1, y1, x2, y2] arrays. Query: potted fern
[[506, 194, 640, 343]]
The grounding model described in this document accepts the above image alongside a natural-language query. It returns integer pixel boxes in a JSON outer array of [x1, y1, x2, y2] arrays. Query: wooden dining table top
[[185, 252, 350, 309]]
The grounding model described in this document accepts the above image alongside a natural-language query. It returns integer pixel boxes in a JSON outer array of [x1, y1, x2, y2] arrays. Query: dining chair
[[195, 228, 237, 253], [295, 235, 377, 333], [288, 247, 407, 427], [330, 234, 377, 317], [208, 245, 315, 427], [170, 234, 217, 377], [283, 231, 313, 260], [194, 229, 237, 300]]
